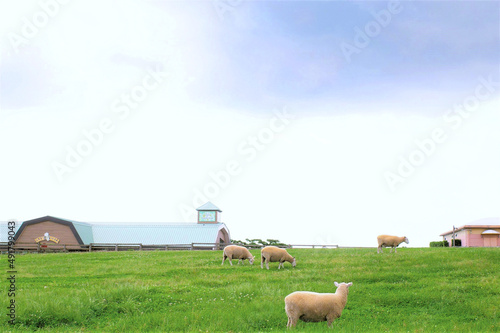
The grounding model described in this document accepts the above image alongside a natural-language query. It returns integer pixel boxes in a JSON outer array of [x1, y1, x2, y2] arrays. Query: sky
[[0, 0, 499, 247]]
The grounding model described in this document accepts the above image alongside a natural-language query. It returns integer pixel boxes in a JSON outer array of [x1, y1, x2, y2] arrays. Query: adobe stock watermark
[[6, 221, 17, 325], [6, 0, 70, 53], [51, 65, 168, 182], [212, 0, 244, 21], [340, 0, 403, 63], [384, 74, 499, 192], [178, 107, 295, 221]]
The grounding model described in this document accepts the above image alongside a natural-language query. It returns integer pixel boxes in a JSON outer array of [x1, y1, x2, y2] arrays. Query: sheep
[[377, 235, 409, 253], [260, 246, 296, 270], [284, 282, 353, 329], [221, 245, 255, 266]]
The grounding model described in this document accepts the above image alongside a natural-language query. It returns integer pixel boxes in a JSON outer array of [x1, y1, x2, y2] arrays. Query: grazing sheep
[[221, 245, 255, 266], [377, 235, 409, 253], [260, 246, 296, 270], [285, 282, 353, 328]]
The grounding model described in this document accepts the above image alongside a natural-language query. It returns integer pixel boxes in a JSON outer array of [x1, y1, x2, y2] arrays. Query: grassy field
[[2, 247, 499, 332]]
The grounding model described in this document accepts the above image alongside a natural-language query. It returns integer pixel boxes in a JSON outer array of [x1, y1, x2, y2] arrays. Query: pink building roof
[[440, 225, 500, 236]]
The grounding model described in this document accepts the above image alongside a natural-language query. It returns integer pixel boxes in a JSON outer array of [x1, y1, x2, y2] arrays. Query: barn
[[11, 202, 230, 250], [440, 217, 500, 247]]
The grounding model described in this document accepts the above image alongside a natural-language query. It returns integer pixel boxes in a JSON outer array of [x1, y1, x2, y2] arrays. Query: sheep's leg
[[278, 261, 282, 269], [261, 256, 265, 269], [266, 258, 270, 270], [238, 259, 242, 265], [288, 316, 297, 328], [228, 255, 233, 266], [377, 246, 381, 254], [222, 255, 226, 265], [327, 313, 337, 328], [390, 247, 393, 253]]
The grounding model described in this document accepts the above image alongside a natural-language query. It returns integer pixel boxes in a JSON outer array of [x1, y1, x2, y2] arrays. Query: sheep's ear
[[334, 282, 339, 287], [347, 282, 353, 287]]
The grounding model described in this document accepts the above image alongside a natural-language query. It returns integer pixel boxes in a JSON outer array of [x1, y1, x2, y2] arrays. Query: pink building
[[440, 218, 500, 247]]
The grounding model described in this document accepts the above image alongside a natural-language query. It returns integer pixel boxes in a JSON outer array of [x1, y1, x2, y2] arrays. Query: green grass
[[2, 248, 499, 332]]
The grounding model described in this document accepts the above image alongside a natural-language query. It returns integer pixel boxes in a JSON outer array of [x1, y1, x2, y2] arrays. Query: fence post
[[115, 244, 118, 252], [89, 244, 92, 252]]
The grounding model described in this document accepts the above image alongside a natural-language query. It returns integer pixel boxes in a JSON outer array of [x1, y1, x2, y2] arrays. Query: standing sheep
[[377, 235, 409, 253], [285, 282, 353, 328], [261, 246, 296, 270], [222, 245, 255, 266]]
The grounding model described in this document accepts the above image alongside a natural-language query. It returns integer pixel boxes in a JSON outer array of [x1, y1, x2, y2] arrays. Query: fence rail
[[0, 242, 340, 253]]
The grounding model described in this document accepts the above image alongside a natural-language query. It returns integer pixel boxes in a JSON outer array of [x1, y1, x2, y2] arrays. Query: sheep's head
[[334, 282, 353, 293], [404, 236, 409, 244], [249, 256, 255, 265], [291, 257, 296, 267]]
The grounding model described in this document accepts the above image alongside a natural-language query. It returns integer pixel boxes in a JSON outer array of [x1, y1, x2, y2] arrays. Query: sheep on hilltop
[[377, 235, 409, 253]]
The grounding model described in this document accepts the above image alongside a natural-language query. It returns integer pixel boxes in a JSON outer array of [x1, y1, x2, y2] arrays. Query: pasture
[[2, 247, 499, 332]]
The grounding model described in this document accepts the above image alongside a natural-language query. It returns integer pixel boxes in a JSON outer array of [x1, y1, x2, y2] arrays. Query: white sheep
[[260, 246, 296, 270], [284, 282, 353, 328], [221, 245, 255, 266], [377, 235, 409, 253]]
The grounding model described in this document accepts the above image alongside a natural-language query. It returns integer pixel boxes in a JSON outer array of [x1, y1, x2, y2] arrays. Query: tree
[[230, 238, 286, 247]]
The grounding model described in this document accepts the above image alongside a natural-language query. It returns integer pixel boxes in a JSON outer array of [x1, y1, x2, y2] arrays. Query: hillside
[[2, 248, 499, 332]]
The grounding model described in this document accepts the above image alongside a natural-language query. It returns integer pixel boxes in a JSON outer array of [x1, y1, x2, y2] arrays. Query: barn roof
[[91, 223, 227, 244], [72, 221, 94, 244]]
